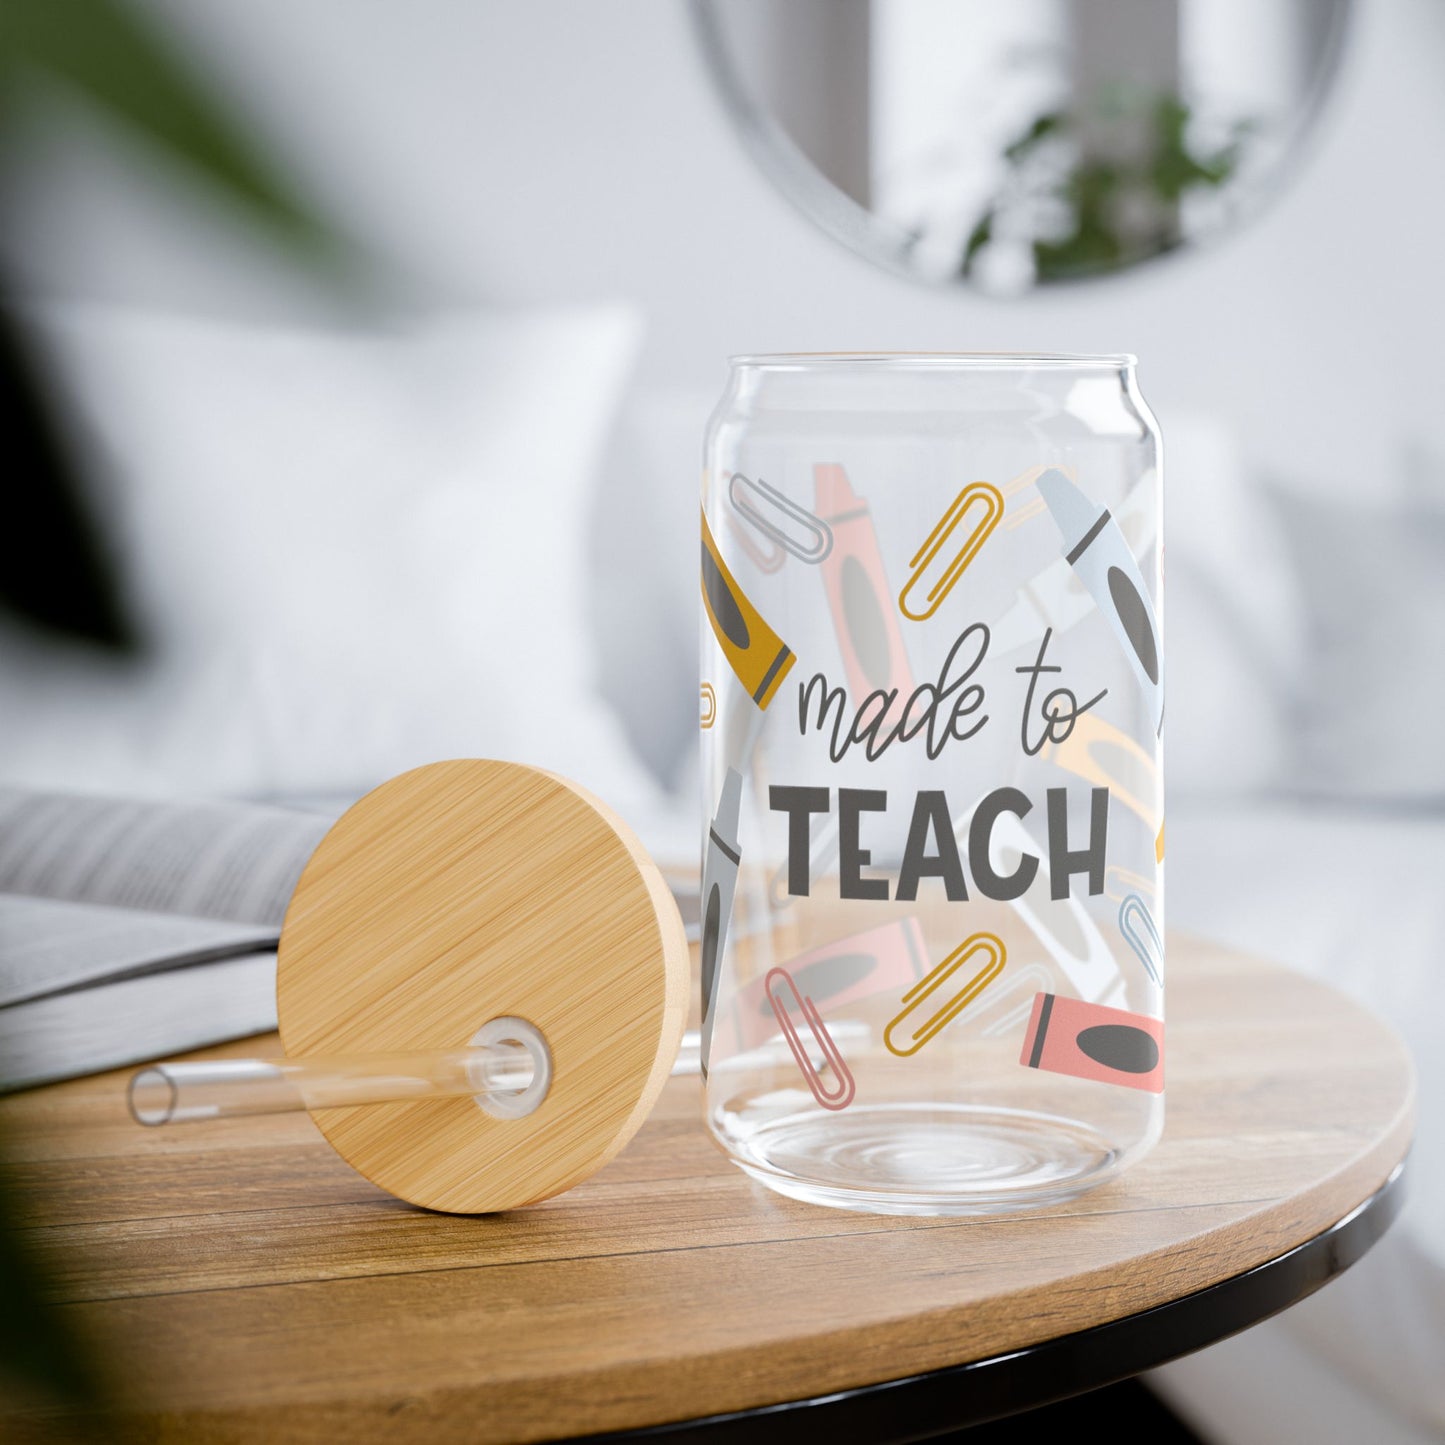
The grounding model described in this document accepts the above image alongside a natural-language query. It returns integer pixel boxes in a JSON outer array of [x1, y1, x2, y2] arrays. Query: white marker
[[1036, 468, 1164, 736], [699, 768, 743, 1078]]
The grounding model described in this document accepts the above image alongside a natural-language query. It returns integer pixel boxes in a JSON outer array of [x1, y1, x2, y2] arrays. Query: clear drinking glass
[[699, 354, 1164, 1215]]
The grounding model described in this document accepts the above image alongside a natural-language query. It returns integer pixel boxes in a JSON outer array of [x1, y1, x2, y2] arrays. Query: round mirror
[[692, 0, 1350, 293]]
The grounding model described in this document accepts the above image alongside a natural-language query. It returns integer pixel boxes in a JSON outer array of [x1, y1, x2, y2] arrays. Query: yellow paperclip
[[729, 472, 834, 564], [884, 933, 1006, 1057], [766, 967, 856, 1110], [899, 482, 1005, 621], [699, 682, 717, 729]]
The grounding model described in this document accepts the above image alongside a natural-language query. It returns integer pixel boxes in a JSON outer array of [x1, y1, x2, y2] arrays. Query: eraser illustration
[[898, 481, 1004, 621], [729, 472, 834, 564], [701, 511, 796, 709], [766, 966, 856, 1110], [1020, 993, 1164, 1093], [814, 463, 915, 718], [1118, 894, 1164, 987], [699, 768, 743, 1078], [884, 933, 1006, 1057], [1036, 468, 1164, 735], [733, 915, 928, 1052]]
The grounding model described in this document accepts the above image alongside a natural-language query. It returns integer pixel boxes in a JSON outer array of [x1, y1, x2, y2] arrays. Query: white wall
[[3, 0, 1443, 495]]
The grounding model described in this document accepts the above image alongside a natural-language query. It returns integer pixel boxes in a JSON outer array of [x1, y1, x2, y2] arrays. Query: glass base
[[723, 1102, 1124, 1216]]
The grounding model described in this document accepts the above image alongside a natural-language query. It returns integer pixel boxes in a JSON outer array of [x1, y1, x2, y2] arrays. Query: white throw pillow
[[1269, 478, 1445, 802], [2, 301, 663, 819], [1162, 414, 1304, 796]]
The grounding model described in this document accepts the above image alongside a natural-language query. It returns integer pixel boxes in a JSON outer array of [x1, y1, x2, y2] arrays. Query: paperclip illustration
[[1037, 468, 1164, 735], [989, 471, 1157, 658], [1104, 864, 1156, 904], [701, 511, 796, 709], [884, 933, 1006, 1057], [814, 463, 915, 716], [729, 472, 834, 564], [766, 967, 857, 1110], [964, 805, 1126, 1006], [1042, 709, 1160, 843], [699, 770, 743, 1078], [899, 482, 1005, 621], [1021, 993, 1164, 1093], [699, 682, 717, 729], [733, 916, 928, 1052], [1118, 894, 1164, 987]]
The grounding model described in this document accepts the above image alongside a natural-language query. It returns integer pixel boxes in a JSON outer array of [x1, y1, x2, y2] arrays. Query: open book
[[0, 788, 706, 1092], [0, 791, 334, 1090]]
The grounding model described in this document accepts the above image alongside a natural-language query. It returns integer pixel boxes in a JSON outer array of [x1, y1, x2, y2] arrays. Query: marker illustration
[[1036, 468, 1164, 735], [990, 470, 1157, 658], [699, 768, 743, 1078]]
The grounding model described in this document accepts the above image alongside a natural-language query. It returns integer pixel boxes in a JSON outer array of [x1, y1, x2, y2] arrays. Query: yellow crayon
[[701, 510, 796, 709]]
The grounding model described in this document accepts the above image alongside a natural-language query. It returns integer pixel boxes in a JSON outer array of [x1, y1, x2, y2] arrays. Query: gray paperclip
[[728, 472, 834, 564]]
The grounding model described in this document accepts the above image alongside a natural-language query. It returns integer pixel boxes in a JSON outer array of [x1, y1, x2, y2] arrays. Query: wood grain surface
[[0, 935, 1414, 1444]]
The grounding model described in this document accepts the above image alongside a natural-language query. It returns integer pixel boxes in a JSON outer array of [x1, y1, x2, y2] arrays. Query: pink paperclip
[[765, 967, 856, 1111]]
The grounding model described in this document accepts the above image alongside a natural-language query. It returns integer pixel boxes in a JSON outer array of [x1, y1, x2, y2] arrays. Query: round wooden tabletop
[[0, 934, 1414, 1444]]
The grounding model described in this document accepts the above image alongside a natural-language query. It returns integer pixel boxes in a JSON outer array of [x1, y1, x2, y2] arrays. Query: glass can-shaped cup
[[699, 353, 1164, 1215]]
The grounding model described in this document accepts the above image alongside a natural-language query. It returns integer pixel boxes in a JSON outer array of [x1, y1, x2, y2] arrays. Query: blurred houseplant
[[962, 87, 1249, 288], [0, 0, 341, 1426]]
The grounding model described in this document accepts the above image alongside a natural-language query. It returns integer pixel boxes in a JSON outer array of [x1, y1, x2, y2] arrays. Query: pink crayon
[[1020, 993, 1164, 1094], [814, 464, 915, 718], [726, 916, 929, 1055]]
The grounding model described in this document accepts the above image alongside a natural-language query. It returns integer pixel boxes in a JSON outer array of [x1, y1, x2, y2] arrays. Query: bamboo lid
[[276, 759, 689, 1213]]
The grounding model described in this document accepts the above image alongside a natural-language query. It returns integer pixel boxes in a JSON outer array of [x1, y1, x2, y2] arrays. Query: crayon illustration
[[729, 472, 834, 564], [729, 916, 928, 1053], [898, 482, 1005, 621], [1020, 993, 1164, 1093], [701, 511, 796, 709], [814, 464, 915, 719], [766, 967, 856, 1110], [699, 769, 743, 1078], [1037, 468, 1164, 736], [990, 471, 1157, 658], [884, 933, 1006, 1057], [1118, 894, 1164, 987]]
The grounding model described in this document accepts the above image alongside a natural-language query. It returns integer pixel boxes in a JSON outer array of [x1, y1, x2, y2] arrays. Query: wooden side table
[[0, 935, 1413, 1442]]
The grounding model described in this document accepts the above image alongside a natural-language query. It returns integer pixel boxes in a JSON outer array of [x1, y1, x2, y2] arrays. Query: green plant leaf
[[0, 0, 339, 266]]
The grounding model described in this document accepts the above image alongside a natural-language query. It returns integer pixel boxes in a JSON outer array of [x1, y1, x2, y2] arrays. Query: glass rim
[[728, 351, 1137, 371]]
